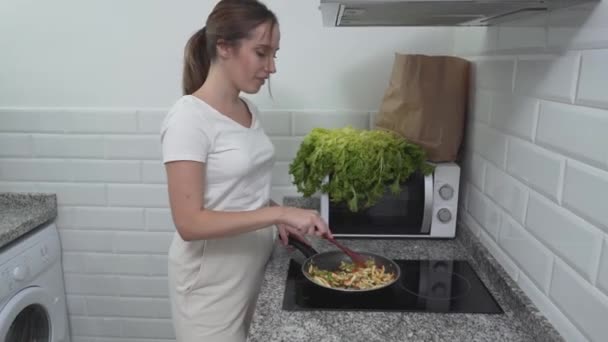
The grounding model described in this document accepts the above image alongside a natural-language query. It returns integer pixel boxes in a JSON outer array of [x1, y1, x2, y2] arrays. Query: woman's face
[[221, 21, 280, 94]]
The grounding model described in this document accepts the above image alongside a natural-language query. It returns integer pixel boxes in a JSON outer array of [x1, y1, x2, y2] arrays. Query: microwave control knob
[[437, 208, 452, 223], [438, 185, 454, 200]]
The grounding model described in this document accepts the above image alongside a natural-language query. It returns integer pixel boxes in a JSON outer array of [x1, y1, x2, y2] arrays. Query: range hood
[[319, 0, 597, 26]]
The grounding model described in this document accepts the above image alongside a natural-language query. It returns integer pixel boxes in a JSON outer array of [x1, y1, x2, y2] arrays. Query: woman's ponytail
[[182, 27, 210, 95]]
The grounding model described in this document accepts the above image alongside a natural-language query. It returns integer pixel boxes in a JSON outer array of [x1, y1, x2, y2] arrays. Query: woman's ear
[[216, 39, 233, 60]]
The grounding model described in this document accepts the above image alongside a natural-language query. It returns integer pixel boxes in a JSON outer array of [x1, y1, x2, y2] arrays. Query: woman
[[160, 1, 332, 341]]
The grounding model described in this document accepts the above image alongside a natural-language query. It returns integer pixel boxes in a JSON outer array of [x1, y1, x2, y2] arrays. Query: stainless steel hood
[[319, 0, 598, 26]]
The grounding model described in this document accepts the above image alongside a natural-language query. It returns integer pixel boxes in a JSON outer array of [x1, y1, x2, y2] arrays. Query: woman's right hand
[[276, 207, 333, 238]]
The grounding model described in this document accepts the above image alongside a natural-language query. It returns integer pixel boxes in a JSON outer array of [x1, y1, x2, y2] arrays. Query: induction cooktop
[[282, 259, 503, 314]]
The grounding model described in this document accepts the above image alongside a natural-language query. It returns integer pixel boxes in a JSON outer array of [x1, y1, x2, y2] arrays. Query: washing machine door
[[0, 286, 55, 342]]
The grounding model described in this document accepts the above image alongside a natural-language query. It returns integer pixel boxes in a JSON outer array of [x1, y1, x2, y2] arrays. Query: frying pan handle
[[287, 236, 318, 259]]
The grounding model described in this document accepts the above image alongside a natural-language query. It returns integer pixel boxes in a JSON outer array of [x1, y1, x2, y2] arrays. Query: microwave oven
[[320, 162, 460, 238]]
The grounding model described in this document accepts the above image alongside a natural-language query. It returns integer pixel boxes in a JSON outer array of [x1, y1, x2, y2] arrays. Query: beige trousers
[[168, 226, 276, 342]]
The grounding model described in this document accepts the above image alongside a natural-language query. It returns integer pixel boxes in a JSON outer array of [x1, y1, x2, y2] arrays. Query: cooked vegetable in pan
[[307, 259, 396, 290]]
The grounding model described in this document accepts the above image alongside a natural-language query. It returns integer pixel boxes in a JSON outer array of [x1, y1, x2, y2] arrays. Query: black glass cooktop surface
[[282, 259, 503, 314]]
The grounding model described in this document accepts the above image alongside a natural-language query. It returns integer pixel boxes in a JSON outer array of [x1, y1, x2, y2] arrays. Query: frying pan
[[287, 237, 401, 293]]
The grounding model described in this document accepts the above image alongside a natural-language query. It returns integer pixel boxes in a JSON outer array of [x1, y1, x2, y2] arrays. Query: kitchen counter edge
[[0, 192, 58, 249]]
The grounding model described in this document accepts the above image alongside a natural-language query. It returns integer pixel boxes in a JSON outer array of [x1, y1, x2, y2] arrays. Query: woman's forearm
[[175, 205, 283, 241]]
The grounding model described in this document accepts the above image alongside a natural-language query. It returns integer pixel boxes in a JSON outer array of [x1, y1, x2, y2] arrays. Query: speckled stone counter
[[0, 192, 57, 249], [247, 197, 563, 342]]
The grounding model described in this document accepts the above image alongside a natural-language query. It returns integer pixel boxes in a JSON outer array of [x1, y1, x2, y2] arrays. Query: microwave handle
[[420, 173, 434, 234]]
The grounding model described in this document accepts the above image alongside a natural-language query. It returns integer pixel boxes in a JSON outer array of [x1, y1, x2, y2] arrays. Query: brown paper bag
[[375, 54, 470, 162]]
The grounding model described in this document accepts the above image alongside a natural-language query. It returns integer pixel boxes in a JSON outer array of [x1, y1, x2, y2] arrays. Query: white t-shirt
[[160, 95, 275, 212]]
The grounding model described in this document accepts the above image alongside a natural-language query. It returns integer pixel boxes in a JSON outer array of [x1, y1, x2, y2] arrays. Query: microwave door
[[328, 172, 430, 237]]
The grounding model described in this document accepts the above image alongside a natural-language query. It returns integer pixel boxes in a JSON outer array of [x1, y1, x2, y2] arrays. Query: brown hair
[[182, 0, 278, 95]]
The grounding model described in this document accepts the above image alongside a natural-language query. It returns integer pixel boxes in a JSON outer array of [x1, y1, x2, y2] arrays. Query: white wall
[[0, 0, 452, 110], [0, 1, 454, 341], [455, 2, 608, 342]]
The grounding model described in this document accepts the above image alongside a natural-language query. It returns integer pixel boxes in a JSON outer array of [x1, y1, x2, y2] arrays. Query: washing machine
[[0, 222, 70, 342]]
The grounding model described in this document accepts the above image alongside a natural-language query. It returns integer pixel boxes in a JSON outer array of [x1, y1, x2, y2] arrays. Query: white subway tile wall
[[456, 8, 608, 340], [0, 107, 374, 341]]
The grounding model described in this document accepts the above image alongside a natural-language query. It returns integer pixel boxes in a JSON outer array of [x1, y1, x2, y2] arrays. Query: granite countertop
[[0, 192, 57, 249], [247, 197, 562, 342]]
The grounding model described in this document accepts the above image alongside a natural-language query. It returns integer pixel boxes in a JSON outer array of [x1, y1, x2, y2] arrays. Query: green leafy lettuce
[[289, 127, 434, 212]]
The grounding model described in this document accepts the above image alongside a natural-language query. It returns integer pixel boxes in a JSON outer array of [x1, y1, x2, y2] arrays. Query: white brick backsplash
[[470, 124, 508, 168], [55, 207, 72, 228], [137, 109, 166, 133], [142, 161, 166, 184], [577, 50, 608, 109], [119, 276, 169, 297], [34, 111, 74, 132], [65, 274, 168, 298], [64, 110, 138, 133], [467, 186, 502, 240], [293, 112, 369, 136], [66, 296, 87, 316], [7, 61, 608, 342], [485, 163, 528, 224], [33, 135, 104, 158], [121, 319, 175, 339], [59, 230, 115, 253], [490, 94, 538, 141], [537, 101, 608, 169], [108, 184, 168, 207], [526, 193, 603, 281], [479, 229, 520, 282], [145, 208, 175, 232], [460, 23, 608, 342], [1, 109, 136, 133], [452, 27, 499, 56], [59, 207, 145, 230], [514, 54, 580, 103], [37, 183, 106, 206], [597, 239, 608, 296], [0, 159, 71, 181], [0, 109, 44, 132], [0, 181, 37, 193], [370, 111, 379, 129], [71, 160, 141, 183], [459, 209, 482, 238], [463, 152, 486, 191], [105, 136, 161, 160], [563, 160, 608, 233], [472, 57, 515, 91], [7, 109, 138, 134], [259, 111, 292, 135], [507, 138, 564, 202], [0, 134, 32, 157], [65, 275, 121, 296], [496, 24, 546, 51], [62, 253, 87, 273], [270, 137, 303, 162], [86, 297, 171, 318], [70, 317, 122, 338], [547, 2, 608, 50], [471, 89, 492, 124], [3, 160, 137, 185], [549, 259, 608, 342], [517, 272, 589, 342], [499, 216, 553, 292], [272, 162, 292, 186], [84, 254, 168, 276], [115, 232, 173, 254]]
